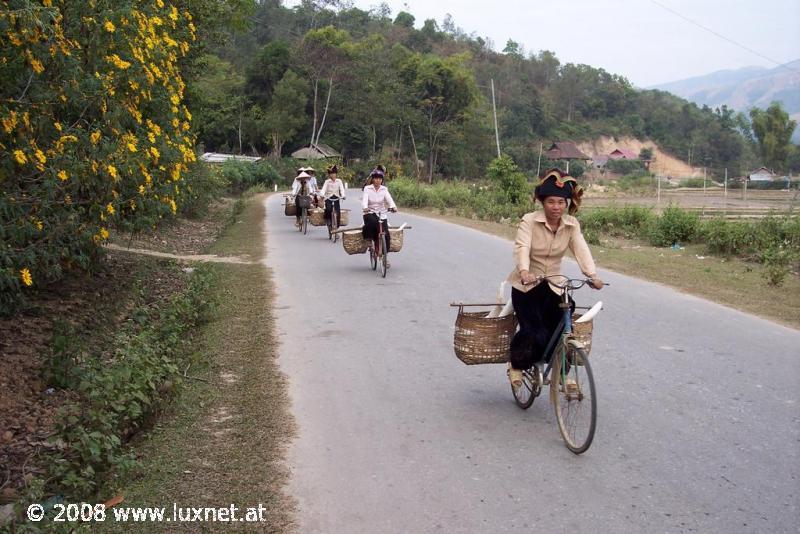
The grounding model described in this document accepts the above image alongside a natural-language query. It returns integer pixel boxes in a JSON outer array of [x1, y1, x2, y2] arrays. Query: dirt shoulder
[[407, 207, 800, 330], [98, 193, 295, 532]]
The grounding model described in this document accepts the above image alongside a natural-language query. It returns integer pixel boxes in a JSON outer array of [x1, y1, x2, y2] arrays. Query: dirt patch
[[577, 136, 698, 178], [0, 207, 230, 504]]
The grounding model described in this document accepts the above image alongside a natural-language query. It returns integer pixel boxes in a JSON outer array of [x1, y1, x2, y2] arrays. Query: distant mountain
[[652, 60, 800, 142]]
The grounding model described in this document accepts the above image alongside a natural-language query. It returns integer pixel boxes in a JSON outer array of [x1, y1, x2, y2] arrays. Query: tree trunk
[[372, 126, 376, 156], [314, 77, 333, 146], [310, 79, 318, 146], [270, 132, 283, 161], [408, 125, 419, 179], [428, 110, 434, 183], [238, 102, 243, 154]]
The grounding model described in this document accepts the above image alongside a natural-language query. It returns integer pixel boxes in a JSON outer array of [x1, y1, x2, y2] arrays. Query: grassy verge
[[95, 192, 294, 532], [408, 207, 800, 329]]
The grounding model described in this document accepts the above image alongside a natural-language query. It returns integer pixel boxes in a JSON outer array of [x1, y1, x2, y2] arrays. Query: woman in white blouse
[[319, 164, 346, 225], [361, 167, 397, 254]]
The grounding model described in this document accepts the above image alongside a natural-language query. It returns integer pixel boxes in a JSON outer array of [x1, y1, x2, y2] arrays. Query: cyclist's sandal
[[507, 365, 523, 388]]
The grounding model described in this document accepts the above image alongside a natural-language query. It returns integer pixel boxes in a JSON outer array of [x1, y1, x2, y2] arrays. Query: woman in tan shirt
[[507, 169, 604, 388]]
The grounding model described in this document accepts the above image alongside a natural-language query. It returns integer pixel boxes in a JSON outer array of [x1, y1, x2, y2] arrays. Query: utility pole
[[491, 79, 501, 158], [703, 159, 707, 196], [724, 168, 728, 216], [536, 142, 543, 177]]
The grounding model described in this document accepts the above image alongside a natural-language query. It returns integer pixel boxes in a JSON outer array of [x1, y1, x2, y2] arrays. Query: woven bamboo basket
[[342, 230, 368, 255], [388, 228, 404, 252], [453, 305, 518, 365], [284, 199, 296, 216], [339, 209, 350, 226], [571, 314, 593, 356], [309, 208, 326, 226]]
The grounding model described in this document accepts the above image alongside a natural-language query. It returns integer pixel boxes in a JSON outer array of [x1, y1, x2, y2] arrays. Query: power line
[[648, 0, 799, 75]]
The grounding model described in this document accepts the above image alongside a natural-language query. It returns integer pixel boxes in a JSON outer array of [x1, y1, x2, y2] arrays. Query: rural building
[[200, 153, 262, 164], [291, 143, 341, 160], [545, 141, 591, 161], [748, 167, 775, 181], [592, 155, 609, 169], [608, 148, 638, 160]]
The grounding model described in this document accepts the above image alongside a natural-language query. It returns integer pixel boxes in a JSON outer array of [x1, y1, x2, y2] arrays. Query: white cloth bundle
[[486, 281, 513, 318]]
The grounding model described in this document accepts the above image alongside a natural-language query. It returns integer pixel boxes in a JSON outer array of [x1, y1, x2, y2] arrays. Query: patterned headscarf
[[534, 168, 584, 215]]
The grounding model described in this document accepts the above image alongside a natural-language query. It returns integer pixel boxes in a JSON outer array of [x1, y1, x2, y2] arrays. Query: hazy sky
[[284, 0, 800, 87]]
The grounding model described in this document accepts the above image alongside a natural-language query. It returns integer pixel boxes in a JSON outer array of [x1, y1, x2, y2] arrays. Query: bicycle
[[511, 275, 606, 454], [326, 196, 343, 243], [296, 194, 312, 235], [366, 209, 392, 278]]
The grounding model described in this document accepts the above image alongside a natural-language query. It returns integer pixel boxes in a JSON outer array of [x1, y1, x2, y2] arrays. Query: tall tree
[[750, 102, 797, 172], [259, 70, 309, 159]]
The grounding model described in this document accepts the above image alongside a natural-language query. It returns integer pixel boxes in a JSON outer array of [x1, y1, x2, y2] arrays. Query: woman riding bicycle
[[320, 164, 346, 225], [506, 168, 603, 388], [361, 167, 397, 257], [291, 170, 316, 227]]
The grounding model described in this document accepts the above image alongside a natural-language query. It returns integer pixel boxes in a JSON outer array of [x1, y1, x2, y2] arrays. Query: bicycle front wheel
[[552, 346, 596, 454], [369, 243, 377, 270], [302, 209, 308, 235], [330, 211, 339, 242]]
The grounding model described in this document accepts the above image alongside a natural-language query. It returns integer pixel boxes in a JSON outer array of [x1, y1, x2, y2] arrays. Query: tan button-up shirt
[[507, 211, 597, 293]]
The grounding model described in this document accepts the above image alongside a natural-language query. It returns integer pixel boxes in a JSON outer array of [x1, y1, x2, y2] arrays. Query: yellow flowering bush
[[1, 0, 198, 314]]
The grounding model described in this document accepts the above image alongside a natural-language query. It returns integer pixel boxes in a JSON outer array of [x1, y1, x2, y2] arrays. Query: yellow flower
[[34, 220, 43, 231], [2, 112, 17, 133], [170, 94, 180, 105], [106, 203, 115, 215], [20, 268, 33, 287], [149, 146, 160, 160], [147, 132, 156, 143], [54, 122, 62, 132], [169, 199, 177, 214], [130, 199, 137, 210], [138, 184, 145, 194], [170, 6, 179, 21], [90, 131, 101, 144], [43, 0, 52, 6], [57, 170, 68, 181], [107, 165, 118, 178], [34, 149, 46, 164], [100, 227, 109, 240], [156, 0, 164, 7], [13, 150, 27, 165], [127, 141, 137, 152], [30, 58, 44, 74], [104, 20, 115, 33]]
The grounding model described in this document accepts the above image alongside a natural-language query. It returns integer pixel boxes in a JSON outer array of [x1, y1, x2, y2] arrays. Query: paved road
[[265, 191, 799, 533]]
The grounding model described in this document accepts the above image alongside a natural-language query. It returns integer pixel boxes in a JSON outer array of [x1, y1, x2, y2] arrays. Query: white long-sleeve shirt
[[320, 178, 346, 199], [361, 185, 396, 213]]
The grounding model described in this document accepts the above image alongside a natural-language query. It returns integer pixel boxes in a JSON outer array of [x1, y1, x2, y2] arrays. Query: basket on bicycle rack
[[309, 208, 326, 226], [284, 198, 296, 216], [339, 209, 350, 226], [570, 313, 593, 356], [342, 230, 369, 255], [388, 228, 404, 252], [452, 304, 517, 365]]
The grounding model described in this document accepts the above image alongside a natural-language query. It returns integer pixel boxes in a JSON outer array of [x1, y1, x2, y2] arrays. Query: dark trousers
[[362, 213, 390, 251], [324, 197, 341, 223], [509, 284, 573, 370]]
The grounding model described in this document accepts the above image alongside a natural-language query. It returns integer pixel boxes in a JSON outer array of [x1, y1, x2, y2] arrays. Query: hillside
[[653, 60, 800, 141], [577, 137, 697, 178]]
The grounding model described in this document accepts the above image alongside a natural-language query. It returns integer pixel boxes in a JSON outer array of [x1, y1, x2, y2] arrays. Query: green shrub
[[679, 177, 706, 188], [179, 162, 227, 218], [699, 218, 755, 256], [616, 174, 655, 192], [606, 159, 646, 175], [46, 266, 215, 498], [579, 205, 653, 239], [760, 244, 795, 286], [487, 155, 529, 204], [220, 160, 282, 193], [648, 206, 699, 247]]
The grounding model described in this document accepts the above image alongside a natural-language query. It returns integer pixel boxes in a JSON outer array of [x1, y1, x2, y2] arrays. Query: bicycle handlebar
[[523, 275, 609, 290]]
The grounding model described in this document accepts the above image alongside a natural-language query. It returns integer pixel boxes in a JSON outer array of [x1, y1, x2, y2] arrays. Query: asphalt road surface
[[265, 191, 799, 533]]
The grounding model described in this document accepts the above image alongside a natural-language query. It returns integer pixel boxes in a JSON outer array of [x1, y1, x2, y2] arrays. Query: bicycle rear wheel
[[369, 242, 377, 270], [302, 209, 308, 234], [511, 366, 541, 409], [297, 208, 304, 232], [552, 346, 596, 454], [380, 232, 388, 278]]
